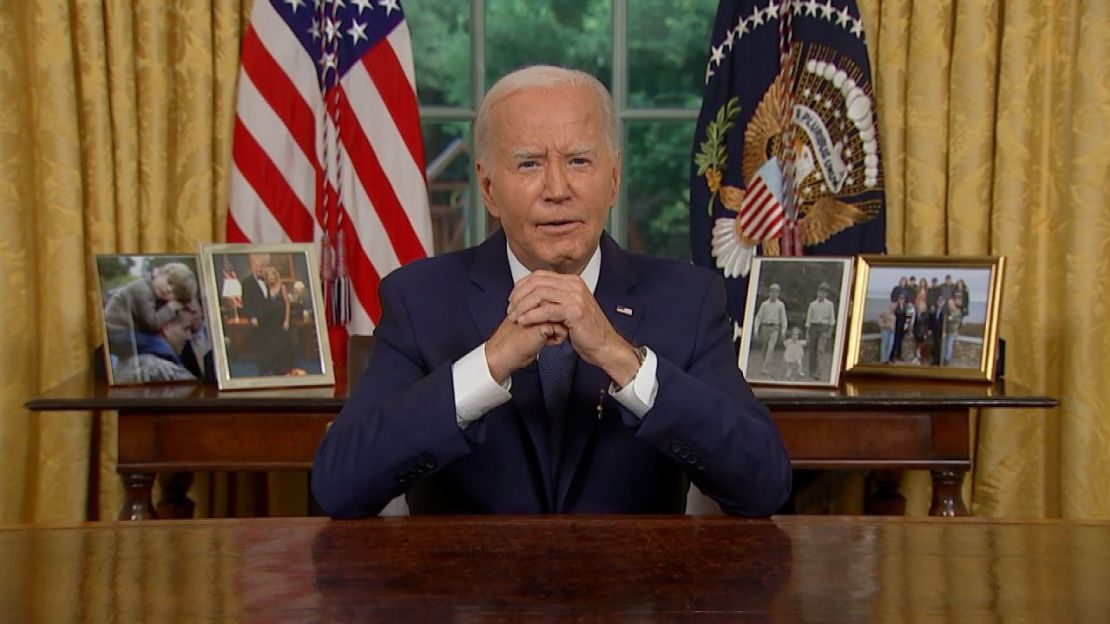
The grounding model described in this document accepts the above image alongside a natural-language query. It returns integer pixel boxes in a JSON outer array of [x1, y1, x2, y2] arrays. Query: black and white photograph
[[845, 256, 1005, 381], [95, 254, 210, 386], [738, 257, 854, 387], [199, 243, 334, 390]]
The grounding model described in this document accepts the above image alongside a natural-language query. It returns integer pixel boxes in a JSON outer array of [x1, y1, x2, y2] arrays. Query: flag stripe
[[232, 118, 316, 242], [249, 1, 324, 112], [385, 24, 417, 89], [337, 89, 427, 264], [239, 27, 319, 172], [236, 73, 318, 224], [739, 176, 786, 242], [361, 40, 427, 176], [336, 149, 403, 275], [341, 64, 433, 252], [340, 216, 383, 324], [229, 164, 294, 243]]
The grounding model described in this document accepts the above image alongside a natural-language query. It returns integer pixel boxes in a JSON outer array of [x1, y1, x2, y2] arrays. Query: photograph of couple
[[213, 251, 324, 380]]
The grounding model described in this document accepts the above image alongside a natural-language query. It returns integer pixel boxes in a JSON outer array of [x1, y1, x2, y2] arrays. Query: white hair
[[474, 65, 619, 167]]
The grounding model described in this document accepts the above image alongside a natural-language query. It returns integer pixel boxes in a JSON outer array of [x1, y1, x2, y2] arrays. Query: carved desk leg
[[929, 470, 969, 517], [156, 472, 196, 519], [119, 472, 156, 520]]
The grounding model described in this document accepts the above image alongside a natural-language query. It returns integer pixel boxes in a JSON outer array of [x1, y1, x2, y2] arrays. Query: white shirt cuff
[[452, 343, 512, 429], [608, 346, 658, 419]]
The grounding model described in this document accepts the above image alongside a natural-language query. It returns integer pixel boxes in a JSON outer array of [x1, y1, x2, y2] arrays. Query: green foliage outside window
[[406, 0, 717, 261]]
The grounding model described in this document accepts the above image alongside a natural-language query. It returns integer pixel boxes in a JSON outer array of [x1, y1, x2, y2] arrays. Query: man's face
[[476, 84, 620, 274], [248, 254, 270, 277], [161, 318, 192, 353]]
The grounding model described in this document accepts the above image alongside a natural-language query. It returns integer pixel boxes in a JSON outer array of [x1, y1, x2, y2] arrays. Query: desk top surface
[[26, 374, 1057, 412], [0, 515, 1106, 622]]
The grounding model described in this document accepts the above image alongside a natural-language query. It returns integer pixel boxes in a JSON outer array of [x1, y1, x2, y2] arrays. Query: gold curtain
[[857, 0, 1110, 518], [0, 0, 251, 522], [1, 0, 1108, 523]]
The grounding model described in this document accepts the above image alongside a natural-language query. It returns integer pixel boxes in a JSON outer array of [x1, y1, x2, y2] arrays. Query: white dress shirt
[[451, 243, 658, 428]]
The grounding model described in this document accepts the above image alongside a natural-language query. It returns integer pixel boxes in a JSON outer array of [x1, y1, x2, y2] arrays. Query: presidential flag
[[691, 0, 885, 325], [228, 0, 433, 363]]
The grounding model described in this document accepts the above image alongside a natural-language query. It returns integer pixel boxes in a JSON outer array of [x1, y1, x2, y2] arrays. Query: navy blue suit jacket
[[311, 231, 791, 516]]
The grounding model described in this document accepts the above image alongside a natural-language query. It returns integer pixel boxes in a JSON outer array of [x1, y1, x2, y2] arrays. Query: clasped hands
[[484, 270, 640, 388]]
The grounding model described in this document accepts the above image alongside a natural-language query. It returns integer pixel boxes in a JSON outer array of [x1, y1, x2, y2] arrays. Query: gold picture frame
[[94, 254, 209, 386], [198, 243, 334, 390], [844, 255, 1005, 382], [738, 256, 854, 388]]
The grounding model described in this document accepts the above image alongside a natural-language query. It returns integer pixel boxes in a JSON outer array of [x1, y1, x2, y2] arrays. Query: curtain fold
[[0, 0, 248, 523], [858, 0, 1110, 518], [1, 0, 1107, 522]]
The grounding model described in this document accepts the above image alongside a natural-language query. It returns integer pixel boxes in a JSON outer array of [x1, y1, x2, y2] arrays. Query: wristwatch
[[616, 345, 648, 391]]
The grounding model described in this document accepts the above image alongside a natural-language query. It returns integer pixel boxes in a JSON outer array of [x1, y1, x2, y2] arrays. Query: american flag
[[227, 0, 432, 363]]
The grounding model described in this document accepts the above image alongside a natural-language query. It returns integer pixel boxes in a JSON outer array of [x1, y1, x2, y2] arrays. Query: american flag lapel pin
[[616, 305, 633, 316]]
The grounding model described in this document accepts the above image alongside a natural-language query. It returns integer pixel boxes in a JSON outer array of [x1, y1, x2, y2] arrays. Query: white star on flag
[[347, 20, 368, 44], [378, 0, 400, 16]]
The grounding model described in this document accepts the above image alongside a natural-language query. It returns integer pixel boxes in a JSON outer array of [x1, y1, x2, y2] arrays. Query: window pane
[[485, 0, 612, 90], [624, 121, 696, 261], [627, 0, 716, 108], [406, 2, 471, 107], [423, 121, 472, 254]]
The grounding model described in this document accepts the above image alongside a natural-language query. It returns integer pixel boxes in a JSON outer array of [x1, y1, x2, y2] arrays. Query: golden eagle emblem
[[695, 44, 884, 277]]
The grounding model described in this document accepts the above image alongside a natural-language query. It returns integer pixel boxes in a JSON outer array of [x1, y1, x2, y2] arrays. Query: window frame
[[416, 0, 701, 250]]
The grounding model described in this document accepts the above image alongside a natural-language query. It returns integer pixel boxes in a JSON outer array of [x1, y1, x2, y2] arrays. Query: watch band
[[616, 345, 647, 391]]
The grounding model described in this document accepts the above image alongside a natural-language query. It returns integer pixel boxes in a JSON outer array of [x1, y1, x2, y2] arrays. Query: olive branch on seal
[[693, 96, 740, 215]]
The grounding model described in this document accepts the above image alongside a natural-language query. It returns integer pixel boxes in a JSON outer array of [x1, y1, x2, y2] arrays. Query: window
[[407, 0, 716, 260]]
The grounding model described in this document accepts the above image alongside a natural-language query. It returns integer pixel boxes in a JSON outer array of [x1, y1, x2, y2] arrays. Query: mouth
[[536, 219, 582, 234]]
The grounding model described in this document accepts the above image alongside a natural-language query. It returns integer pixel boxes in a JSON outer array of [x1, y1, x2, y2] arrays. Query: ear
[[608, 149, 622, 207], [476, 160, 499, 219]]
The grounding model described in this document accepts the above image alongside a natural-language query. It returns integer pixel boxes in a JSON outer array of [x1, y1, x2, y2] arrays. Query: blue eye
[[518, 161, 539, 171]]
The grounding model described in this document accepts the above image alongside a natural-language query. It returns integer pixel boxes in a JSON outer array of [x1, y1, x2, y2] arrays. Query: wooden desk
[[1, 516, 1107, 622], [26, 376, 1055, 520]]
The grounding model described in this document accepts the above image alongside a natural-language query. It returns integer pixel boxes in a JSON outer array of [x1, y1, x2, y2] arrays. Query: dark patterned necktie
[[538, 340, 577, 480]]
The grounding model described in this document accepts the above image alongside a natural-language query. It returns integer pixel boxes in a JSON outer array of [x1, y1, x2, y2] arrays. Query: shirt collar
[[505, 242, 602, 294]]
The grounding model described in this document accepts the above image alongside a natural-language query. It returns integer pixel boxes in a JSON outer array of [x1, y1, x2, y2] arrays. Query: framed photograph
[[738, 257, 854, 387], [198, 243, 334, 390], [94, 254, 211, 386], [844, 255, 1005, 381]]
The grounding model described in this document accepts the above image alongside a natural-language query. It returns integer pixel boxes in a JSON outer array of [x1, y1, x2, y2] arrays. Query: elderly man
[[311, 66, 790, 517]]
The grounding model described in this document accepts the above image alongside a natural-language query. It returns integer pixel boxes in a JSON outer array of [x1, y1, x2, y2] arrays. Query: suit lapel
[[467, 230, 513, 342], [466, 232, 646, 512], [467, 230, 556, 510], [556, 233, 643, 511]]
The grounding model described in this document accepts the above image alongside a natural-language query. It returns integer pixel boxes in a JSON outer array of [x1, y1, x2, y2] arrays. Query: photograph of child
[[96, 255, 210, 385], [782, 327, 807, 380], [739, 257, 853, 387]]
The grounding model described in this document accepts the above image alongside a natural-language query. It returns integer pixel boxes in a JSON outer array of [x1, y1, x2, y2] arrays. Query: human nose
[[542, 162, 570, 201]]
